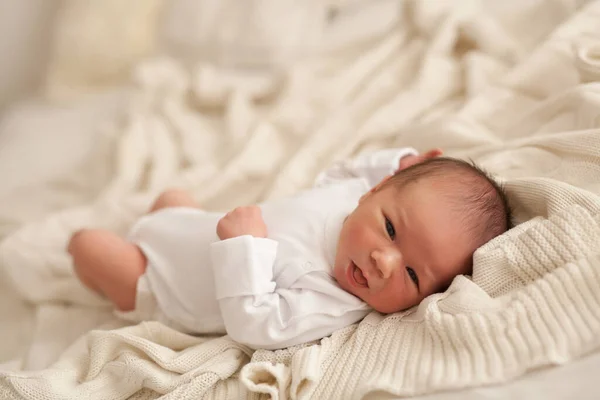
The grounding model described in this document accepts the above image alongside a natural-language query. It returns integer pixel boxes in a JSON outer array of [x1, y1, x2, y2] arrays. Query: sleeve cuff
[[355, 147, 418, 187], [210, 235, 278, 299]]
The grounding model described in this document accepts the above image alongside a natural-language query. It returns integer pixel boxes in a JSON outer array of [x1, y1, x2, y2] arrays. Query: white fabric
[[1, 0, 600, 399], [209, 181, 368, 350], [125, 208, 226, 334], [123, 147, 413, 349], [115, 271, 191, 333], [43, 0, 403, 100], [315, 147, 418, 188], [0, 90, 132, 238], [44, 0, 165, 100], [0, 0, 56, 108]]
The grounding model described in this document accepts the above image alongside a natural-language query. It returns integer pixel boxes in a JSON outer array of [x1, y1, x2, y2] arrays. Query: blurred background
[[0, 0, 407, 205], [0, 0, 405, 107]]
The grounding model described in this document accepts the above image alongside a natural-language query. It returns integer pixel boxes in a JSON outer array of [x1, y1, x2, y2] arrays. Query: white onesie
[[121, 147, 417, 350]]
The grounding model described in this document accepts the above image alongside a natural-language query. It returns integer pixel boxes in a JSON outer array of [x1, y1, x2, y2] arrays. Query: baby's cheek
[[386, 278, 411, 311], [343, 224, 364, 247], [348, 226, 365, 243]]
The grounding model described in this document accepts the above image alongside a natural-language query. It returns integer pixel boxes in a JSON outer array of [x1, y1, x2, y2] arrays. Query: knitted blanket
[[2, 0, 600, 399]]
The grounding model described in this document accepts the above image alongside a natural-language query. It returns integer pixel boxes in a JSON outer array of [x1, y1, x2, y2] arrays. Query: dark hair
[[386, 157, 513, 247]]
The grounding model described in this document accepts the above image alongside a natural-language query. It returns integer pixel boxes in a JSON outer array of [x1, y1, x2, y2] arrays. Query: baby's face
[[333, 177, 474, 313]]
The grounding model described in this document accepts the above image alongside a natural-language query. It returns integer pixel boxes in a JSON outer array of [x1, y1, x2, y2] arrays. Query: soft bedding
[[1, 0, 600, 399]]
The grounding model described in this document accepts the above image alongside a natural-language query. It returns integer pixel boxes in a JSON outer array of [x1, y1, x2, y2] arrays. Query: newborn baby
[[68, 147, 512, 350]]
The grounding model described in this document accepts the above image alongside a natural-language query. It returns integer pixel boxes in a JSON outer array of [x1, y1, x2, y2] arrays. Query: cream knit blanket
[[2, 0, 600, 399]]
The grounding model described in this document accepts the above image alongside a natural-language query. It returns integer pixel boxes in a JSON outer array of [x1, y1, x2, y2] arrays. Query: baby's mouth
[[351, 261, 369, 288]]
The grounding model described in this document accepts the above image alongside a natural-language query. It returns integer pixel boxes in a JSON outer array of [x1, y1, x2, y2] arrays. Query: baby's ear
[[426, 148, 443, 158]]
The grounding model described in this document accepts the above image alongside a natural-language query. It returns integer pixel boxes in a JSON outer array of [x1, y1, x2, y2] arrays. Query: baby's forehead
[[416, 169, 482, 188], [391, 172, 473, 197], [405, 172, 493, 207]]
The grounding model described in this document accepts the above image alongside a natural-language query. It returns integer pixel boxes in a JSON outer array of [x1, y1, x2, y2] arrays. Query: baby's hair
[[387, 157, 513, 248]]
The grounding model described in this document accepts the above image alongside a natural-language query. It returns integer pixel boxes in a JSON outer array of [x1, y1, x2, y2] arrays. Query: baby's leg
[[149, 189, 199, 212], [68, 229, 146, 311]]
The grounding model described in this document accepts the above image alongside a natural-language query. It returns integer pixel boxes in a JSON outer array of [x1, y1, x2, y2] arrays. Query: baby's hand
[[398, 148, 443, 171], [217, 206, 268, 240]]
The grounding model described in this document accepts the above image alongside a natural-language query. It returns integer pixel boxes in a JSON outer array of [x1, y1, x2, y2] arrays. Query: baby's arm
[[314, 147, 442, 188], [213, 208, 363, 350]]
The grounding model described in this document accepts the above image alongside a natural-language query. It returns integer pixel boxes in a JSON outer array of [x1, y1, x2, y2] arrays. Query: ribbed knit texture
[[2, 0, 600, 399]]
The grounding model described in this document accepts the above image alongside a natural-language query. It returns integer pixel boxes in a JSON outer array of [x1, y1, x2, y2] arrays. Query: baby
[[68, 147, 512, 350]]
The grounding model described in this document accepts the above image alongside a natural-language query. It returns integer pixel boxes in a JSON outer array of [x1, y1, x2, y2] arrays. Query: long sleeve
[[314, 147, 418, 188], [210, 235, 366, 350]]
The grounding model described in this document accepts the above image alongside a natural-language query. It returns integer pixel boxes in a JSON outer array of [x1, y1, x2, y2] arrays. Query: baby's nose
[[372, 248, 401, 279]]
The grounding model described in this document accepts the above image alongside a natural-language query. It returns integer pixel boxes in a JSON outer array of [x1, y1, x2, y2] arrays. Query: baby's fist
[[217, 206, 268, 240]]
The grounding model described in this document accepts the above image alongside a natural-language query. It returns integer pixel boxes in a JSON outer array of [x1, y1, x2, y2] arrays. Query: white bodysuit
[[123, 147, 417, 350]]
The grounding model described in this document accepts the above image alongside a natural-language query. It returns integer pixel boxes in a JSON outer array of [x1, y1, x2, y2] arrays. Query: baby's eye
[[406, 266, 419, 287], [385, 217, 396, 240]]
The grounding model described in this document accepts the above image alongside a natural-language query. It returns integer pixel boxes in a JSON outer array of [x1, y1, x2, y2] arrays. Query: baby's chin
[[368, 302, 405, 314], [377, 295, 422, 313]]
